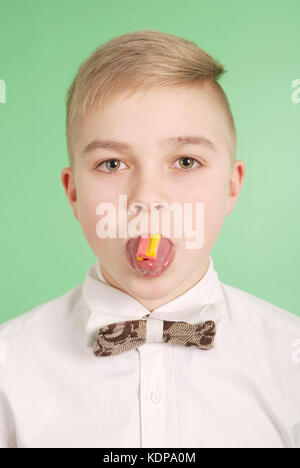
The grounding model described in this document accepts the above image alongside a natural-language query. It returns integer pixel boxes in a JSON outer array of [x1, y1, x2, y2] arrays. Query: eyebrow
[[81, 135, 219, 157]]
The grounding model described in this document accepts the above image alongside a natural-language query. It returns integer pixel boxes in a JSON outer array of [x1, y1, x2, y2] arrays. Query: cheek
[[187, 175, 228, 239], [76, 178, 120, 245], [186, 174, 228, 208], [203, 181, 229, 241]]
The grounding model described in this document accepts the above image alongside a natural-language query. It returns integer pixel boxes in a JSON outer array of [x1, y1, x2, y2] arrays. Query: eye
[[173, 156, 203, 170], [96, 159, 127, 172]]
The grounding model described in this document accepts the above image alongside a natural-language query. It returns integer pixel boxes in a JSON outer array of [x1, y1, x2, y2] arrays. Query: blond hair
[[65, 30, 237, 169]]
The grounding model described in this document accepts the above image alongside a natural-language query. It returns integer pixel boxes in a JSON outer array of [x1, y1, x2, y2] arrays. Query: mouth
[[125, 234, 175, 278]]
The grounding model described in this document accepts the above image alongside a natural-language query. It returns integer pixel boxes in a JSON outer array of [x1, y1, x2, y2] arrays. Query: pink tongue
[[127, 236, 171, 273]]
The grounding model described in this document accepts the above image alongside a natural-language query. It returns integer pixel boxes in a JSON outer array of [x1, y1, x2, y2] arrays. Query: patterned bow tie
[[93, 317, 216, 357]]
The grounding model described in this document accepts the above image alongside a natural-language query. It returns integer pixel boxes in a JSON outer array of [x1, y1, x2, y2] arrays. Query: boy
[[0, 30, 299, 448]]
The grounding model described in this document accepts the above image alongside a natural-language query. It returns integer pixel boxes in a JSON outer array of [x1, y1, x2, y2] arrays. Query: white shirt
[[0, 256, 299, 448]]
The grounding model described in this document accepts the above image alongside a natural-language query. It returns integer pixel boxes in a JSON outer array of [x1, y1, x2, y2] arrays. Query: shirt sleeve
[[290, 336, 300, 448], [291, 422, 300, 449], [0, 390, 17, 448], [0, 340, 17, 448]]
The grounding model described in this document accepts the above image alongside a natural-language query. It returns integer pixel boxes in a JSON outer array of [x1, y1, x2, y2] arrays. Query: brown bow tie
[[93, 318, 216, 357]]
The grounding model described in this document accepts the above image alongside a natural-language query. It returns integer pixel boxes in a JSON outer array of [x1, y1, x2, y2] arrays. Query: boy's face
[[61, 83, 245, 309]]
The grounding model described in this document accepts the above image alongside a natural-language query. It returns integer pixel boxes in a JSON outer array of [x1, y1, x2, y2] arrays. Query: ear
[[225, 160, 246, 216], [60, 167, 79, 220]]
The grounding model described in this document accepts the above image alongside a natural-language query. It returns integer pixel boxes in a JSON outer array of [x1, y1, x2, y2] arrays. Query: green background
[[0, 0, 299, 323]]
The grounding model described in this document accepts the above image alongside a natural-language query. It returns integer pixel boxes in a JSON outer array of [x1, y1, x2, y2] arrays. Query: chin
[[128, 281, 175, 301], [125, 270, 180, 297]]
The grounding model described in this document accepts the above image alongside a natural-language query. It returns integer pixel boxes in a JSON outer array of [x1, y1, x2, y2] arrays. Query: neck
[[100, 257, 210, 312]]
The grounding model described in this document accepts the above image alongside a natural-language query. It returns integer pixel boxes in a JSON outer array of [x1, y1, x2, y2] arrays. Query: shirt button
[[150, 390, 162, 405]]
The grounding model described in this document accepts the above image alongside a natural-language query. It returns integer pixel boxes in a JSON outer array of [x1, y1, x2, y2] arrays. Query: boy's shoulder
[[0, 284, 83, 341], [220, 280, 300, 334]]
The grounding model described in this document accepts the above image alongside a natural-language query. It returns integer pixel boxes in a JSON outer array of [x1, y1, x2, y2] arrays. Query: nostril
[[135, 204, 143, 212]]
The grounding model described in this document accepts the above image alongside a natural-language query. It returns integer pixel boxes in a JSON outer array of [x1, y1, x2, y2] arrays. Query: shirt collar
[[83, 255, 225, 347]]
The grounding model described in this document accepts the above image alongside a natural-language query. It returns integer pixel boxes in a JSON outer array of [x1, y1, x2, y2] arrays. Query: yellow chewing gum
[[146, 233, 161, 258], [136, 233, 161, 260]]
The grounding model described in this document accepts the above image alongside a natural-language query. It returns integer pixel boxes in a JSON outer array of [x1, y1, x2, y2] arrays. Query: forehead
[[74, 84, 232, 157]]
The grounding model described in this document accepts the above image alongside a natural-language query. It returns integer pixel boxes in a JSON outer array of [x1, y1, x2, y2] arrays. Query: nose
[[126, 164, 172, 236], [128, 171, 170, 215], [129, 200, 167, 236], [133, 201, 163, 214]]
